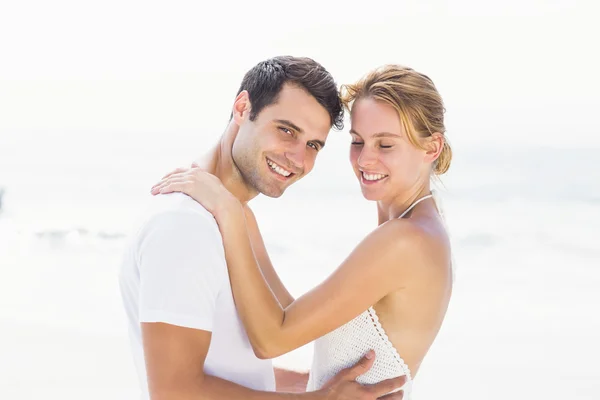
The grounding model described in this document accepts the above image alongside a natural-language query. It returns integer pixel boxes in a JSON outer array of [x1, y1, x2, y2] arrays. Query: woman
[[152, 65, 453, 397]]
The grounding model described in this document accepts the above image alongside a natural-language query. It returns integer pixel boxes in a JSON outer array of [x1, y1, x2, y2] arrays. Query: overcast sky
[[1, 0, 597, 151]]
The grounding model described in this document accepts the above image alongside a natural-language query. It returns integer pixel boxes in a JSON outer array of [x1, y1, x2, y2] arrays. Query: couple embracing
[[119, 55, 453, 400]]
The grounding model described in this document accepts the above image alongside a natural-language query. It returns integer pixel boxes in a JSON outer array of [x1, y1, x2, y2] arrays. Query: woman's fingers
[[158, 182, 188, 194], [151, 176, 190, 195], [151, 168, 191, 191], [153, 164, 205, 193], [160, 167, 188, 180], [151, 172, 190, 192], [151, 169, 208, 195], [159, 179, 196, 194]]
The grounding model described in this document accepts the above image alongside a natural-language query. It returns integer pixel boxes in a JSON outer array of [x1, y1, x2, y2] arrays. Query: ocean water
[[0, 130, 599, 399]]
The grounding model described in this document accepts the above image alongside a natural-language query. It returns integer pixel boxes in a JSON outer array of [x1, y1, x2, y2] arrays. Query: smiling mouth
[[266, 158, 294, 179], [361, 171, 388, 184]]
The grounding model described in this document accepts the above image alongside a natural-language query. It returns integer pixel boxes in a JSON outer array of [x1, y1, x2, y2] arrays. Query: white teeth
[[267, 159, 292, 177], [362, 172, 387, 181]]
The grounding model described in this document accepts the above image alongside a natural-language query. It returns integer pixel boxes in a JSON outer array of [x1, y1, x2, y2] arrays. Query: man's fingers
[[343, 350, 376, 380], [369, 375, 407, 397], [378, 389, 404, 400]]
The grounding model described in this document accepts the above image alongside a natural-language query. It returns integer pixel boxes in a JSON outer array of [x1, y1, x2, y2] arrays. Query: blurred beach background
[[1, 1, 599, 399]]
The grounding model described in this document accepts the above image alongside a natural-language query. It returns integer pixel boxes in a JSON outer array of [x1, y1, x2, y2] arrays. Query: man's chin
[[259, 187, 286, 198], [254, 173, 297, 198]]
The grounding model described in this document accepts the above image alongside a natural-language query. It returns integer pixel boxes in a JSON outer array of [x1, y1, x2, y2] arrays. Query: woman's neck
[[376, 183, 432, 225]]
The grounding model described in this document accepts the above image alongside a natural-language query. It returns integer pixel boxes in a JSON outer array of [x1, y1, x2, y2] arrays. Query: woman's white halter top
[[306, 194, 433, 398]]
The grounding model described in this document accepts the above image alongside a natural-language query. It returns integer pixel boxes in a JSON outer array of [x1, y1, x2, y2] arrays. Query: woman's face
[[349, 97, 430, 202]]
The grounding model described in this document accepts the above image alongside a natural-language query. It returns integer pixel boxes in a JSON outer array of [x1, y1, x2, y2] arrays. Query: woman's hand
[[150, 164, 241, 220]]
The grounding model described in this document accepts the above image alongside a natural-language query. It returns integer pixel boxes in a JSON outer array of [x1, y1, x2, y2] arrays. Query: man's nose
[[285, 143, 306, 172]]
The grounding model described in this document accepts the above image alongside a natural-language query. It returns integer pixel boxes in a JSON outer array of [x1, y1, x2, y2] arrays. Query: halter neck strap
[[399, 194, 433, 219]]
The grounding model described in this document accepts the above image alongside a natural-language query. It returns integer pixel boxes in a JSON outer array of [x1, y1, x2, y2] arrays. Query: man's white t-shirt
[[119, 193, 275, 399]]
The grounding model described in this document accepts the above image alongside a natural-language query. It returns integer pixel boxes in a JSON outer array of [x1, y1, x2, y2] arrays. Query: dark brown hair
[[234, 56, 344, 130]]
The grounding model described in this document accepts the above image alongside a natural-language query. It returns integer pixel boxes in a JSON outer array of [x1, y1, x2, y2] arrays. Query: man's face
[[232, 83, 332, 198]]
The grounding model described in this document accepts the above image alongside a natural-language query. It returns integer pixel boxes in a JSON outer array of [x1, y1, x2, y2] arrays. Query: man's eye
[[279, 127, 293, 135], [351, 141, 364, 146], [380, 145, 393, 149], [308, 142, 319, 151]]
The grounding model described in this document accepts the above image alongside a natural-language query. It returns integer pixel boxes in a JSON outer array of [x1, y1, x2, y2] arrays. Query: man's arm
[[142, 322, 318, 399], [139, 210, 298, 399], [143, 322, 405, 399], [274, 368, 309, 393]]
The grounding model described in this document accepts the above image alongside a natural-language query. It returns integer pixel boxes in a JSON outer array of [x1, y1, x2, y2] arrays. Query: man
[[119, 56, 405, 399]]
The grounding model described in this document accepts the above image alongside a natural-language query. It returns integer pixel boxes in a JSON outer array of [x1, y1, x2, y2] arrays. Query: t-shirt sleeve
[[136, 210, 226, 332]]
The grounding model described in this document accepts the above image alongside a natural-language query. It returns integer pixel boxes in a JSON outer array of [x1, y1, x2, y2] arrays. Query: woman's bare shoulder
[[370, 215, 451, 277]]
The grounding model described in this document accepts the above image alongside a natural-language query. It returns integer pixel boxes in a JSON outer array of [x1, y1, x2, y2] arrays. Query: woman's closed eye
[[351, 141, 394, 149]]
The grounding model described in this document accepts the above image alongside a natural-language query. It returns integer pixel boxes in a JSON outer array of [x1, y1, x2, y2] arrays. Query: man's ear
[[232, 90, 251, 124], [423, 132, 444, 164]]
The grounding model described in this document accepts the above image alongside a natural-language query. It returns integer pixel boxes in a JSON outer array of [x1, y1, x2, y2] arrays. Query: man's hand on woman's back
[[317, 350, 406, 399]]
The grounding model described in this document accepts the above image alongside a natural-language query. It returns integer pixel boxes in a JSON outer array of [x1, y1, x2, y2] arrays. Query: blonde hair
[[341, 65, 451, 175]]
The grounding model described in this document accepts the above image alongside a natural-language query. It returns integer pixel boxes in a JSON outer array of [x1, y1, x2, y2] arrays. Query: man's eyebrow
[[274, 119, 303, 134]]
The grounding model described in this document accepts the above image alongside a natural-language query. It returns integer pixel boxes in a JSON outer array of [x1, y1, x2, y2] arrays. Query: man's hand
[[317, 350, 406, 399]]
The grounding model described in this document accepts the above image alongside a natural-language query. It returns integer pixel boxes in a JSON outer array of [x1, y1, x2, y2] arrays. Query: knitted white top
[[305, 194, 433, 398]]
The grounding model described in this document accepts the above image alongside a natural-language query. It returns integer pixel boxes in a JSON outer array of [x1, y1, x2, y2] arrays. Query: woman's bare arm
[[218, 202, 434, 359]]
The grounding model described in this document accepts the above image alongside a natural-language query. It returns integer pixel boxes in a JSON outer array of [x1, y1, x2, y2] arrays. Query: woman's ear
[[424, 132, 444, 164]]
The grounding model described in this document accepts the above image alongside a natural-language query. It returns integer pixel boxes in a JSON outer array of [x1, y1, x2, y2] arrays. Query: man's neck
[[194, 121, 258, 205]]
